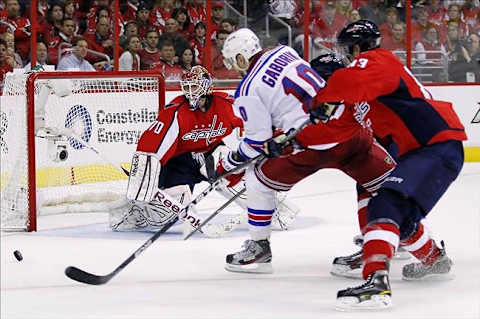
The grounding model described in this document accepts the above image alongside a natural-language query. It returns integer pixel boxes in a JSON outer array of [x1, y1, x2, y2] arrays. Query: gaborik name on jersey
[[182, 115, 227, 145]]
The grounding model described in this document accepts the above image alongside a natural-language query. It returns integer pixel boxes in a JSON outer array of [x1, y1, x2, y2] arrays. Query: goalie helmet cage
[[1, 71, 165, 232]]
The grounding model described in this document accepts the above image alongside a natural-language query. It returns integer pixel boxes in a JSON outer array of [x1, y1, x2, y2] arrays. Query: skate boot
[[336, 270, 392, 310], [330, 248, 363, 278], [225, 239, 273, 274], [402, 241, 453, 281]]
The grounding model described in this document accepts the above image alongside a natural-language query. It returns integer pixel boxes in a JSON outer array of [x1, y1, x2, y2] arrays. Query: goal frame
[[21, 70, 165, 231]]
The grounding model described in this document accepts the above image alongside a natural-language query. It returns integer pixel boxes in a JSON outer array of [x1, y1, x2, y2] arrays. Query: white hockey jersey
[[233, 45, 330, 159]]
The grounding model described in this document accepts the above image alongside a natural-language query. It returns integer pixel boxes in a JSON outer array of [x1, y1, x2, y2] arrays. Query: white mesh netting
[[1, 72, 162, 231]]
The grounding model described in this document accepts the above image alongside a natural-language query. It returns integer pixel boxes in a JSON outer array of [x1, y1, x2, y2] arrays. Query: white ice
[[2, 164, 479, 319]]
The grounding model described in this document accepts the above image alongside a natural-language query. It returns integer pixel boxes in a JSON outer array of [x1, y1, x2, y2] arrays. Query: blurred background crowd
[[0, 0, 479, 91]]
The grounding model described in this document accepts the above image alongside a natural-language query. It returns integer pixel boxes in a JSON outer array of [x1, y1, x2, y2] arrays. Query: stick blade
[[65, 266, 113, 285]]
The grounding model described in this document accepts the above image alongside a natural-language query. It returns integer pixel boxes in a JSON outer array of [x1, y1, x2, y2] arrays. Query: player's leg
[[225, 149, 323, 274]]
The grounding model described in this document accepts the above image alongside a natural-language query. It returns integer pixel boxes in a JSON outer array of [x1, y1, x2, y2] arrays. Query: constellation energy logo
[[472, 102, 480, 124]]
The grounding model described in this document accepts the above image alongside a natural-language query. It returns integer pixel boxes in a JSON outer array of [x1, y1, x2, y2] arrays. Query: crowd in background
[[1, 0, 479, 92]]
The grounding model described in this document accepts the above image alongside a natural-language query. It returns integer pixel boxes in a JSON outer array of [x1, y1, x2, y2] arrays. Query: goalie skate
[[402, 242, 453, 281], [225, 239, 273, 274], [335, 270, 392, 311]]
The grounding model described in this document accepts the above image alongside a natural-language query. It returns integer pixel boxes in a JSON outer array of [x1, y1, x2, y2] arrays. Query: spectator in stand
[[178, 46, 195, 73], [465, 33, 480, 80], [159, 18, 190, 58], [347, 9, 362, 22], [154, 40, 183, 80], [211, 1, 225, 34], [57, 36, 95, 71], [38, 3, 63, 44], [139, 29, 161, 70], [122, 0, 140, 23], [358, 0, 386, 25], [444, 4, 468, 37], [120, 21, 138, 49], [135, 2, 153, 40], [382, 21, 407, 53], [336, 0, 354, 19], [379, 7, 400, 44], [151, 0, 176, 29], [312, 1, 348, 49], [220, 18, 238, 33], [48, 17, 77, 66], [23, 41, 50, 71], [119, 35, 141, 70], [86, 6, 111, 34], [172, 7, 194, 39], [84, 16, 114, 63], [415, 25, 447, 81], [212, 29, 240, 79], [462, 0, 480, 30], [0, 38, 14, 93], [0, 0, 31, 62], [412, 7, 430, 44], [64, 0, 81, 34], [0, 32, 22, 67], [427, 0, 446, 26], [184, 0, 206, 25], [444, 21, 471, 81], [189, 21, 206, 64], [471, 11, 480, 37]]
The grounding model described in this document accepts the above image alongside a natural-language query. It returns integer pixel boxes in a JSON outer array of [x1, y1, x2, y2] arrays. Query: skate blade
[[402, 272, 455, 281], [224, 262, 273, 274], [330, 264, 362, 279], [335, 295, 392, 311]]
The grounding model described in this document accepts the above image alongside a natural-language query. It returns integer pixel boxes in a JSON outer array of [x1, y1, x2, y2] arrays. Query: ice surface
[[2, 164, 479, 319]]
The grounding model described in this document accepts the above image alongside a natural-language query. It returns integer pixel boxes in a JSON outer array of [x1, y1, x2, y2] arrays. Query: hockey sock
[[357, 192, 371, 235], [400, 222, 441, 266], [248, 208, 274, 240], [362, 223, 399, 279]]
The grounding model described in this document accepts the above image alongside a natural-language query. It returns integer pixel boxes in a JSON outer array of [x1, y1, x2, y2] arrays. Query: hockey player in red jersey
[[312, 20, 467, 310], [219, 28, 396, 274], [110, 66, 243, 234]]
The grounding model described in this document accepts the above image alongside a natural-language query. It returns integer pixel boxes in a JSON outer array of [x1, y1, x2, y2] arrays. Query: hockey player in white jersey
[[219, 29, 396, 273]]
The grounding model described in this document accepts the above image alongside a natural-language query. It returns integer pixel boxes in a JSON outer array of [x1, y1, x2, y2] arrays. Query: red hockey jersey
[[137, 92, 243, 166], [313, 49, 467, 156]]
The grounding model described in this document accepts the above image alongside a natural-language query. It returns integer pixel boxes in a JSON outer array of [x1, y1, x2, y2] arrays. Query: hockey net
[[1, 71, 165, 231]]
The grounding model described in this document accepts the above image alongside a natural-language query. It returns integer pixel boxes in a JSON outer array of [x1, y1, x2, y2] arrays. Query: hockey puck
[[13, 250, 23, 261]]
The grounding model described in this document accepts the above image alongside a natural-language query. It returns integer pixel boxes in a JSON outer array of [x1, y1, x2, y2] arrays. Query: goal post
[[1, 71, 165, 231]]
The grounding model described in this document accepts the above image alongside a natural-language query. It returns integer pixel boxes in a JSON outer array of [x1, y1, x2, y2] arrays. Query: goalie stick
[[65, 118, 312, 285]]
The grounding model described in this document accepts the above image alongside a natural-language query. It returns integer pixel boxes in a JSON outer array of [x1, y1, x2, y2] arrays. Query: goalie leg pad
[[127, 152, 161, 202]]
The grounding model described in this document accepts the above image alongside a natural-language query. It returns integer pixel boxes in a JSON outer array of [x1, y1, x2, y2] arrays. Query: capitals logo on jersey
[[353, 101, 372, 130], [181, 115, 227, 145]]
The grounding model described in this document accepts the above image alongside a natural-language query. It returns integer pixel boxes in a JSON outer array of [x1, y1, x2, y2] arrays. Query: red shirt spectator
[[48, 18, 76, 66], [138, 30, 161, 70], [172, 7, 195, 39], [379, 7, 400, 43], [154, 41, 183, 80], [0, 0, 31, 60], [83, 17, 114, 62], [0, 39, 14, 94], [151, 0, 175, 28], [427, 0, 447, 26], [462, 0, 480, 31], [122, 0, 139, 22], [212, 30, 240, 79], [189, 22, 206, 64], [382, 22, 407, 55], [312, 1, 348, 49], [38, 4, 64, 44], [184, 0, 206, 25]]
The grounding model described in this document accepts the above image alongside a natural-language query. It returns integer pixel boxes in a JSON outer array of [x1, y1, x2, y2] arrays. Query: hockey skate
[[402, 242, 453, 281], [330, 248, 363, 279], [225, 239, 273, 274], [335, 270, 392, 311]]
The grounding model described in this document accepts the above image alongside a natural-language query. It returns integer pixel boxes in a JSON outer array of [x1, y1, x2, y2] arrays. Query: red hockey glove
[[215, 152, 246, 188]]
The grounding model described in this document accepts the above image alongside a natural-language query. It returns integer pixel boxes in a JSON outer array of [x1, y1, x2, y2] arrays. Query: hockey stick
[[65, 119, 312, 285], [183, 187, 247, 240], [65, 178, 223, 285], [184, 118, 312, 239]]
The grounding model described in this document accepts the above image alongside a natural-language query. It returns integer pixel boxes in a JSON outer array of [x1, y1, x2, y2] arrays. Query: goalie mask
[[181, 66, 213, 111]]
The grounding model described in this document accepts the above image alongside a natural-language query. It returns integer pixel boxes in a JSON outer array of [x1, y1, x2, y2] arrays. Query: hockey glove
[[262, 129, 295, 158], [215, 151, 246, 188], [309, 102, 341, 124]]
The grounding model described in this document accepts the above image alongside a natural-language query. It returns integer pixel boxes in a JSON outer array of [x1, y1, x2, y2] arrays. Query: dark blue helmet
[[310, 53, 345, 81], [336, 19, 381, 59]]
